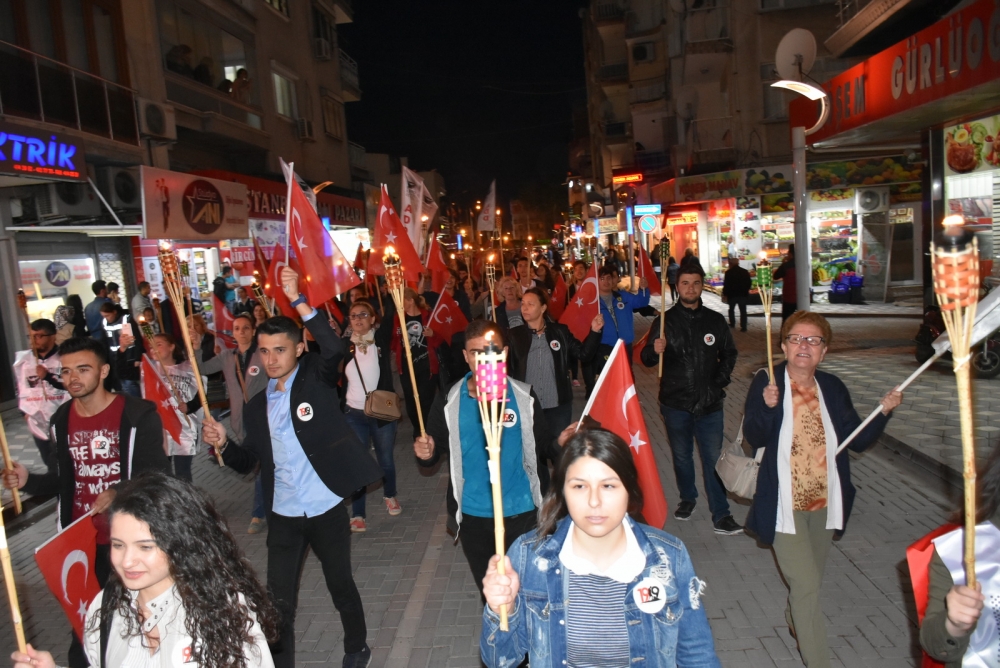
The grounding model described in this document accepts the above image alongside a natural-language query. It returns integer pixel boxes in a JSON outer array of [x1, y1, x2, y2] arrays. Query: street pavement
[[0, 295, 979, 667]]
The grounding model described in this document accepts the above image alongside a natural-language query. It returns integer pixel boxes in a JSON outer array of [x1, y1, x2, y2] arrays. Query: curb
[[873, 431, 963, 492]]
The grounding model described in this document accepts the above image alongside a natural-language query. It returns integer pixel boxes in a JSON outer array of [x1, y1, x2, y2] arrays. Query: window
[[61, 0, 89, 71], [158, 1, 252, 101], [322, 96, 344, 138], [263, 0, 288, 17], [92, 4, 119, 82], [760, 63, 788, 120], [25, 0, 56, 58], [0, 0, 15, 43], [760, 0, 833, 8], [272, 71, 297, 118], [312, 4, 336, 44]]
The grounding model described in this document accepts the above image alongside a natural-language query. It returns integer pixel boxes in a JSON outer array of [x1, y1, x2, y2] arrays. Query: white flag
[[477, 179, 496, 232], [401, 166, 425, 256]]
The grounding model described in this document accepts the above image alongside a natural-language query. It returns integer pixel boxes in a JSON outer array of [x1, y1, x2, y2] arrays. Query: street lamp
[[770, 78, 829, 312]]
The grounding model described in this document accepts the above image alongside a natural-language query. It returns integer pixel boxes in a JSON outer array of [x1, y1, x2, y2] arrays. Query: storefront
[[789, 0, 1000, 300]]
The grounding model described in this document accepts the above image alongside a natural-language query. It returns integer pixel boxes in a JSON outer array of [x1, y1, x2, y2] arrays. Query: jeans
[[32, 436, 56, 472], [172, 455, 193, 482], [728, 295, 748, 330], [346, 407, 399, 518], [659, 406, 731, 523], [252, 472, 265, 519], [267, 503, 367, 667], [120, 379, 141, 398]]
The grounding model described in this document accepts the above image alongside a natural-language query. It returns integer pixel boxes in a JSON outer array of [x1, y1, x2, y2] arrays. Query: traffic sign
[[637, 214, 659, 233], [634, 204, 661, 215]]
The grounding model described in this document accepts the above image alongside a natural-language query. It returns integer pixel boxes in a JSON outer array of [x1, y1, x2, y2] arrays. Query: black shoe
[[674, 500, 696, 521], [740, 327, 747, 332], [714, 515, 744, 535], [729, 323, 735, 328], [343, 644, 372, 668]]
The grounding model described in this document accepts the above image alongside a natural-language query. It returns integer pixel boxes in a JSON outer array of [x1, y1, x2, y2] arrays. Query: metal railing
[[630, 77, 666, 104], [598, 61, 628, 82], [163, 72, 263, 130], [686, 4, 730, 42], [636, 149, 669, 173], [340, 49, 360, 92], [593, 1, 627, 22], [0, 39, 138, 144]]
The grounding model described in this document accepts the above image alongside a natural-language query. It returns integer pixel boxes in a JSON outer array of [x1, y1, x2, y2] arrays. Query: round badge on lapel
[[502, 408, 517, 428], [296, 402, 314, 421], [550, 339, 561, 351], [632, 577, 667, 614], [248, 365, 260, 376], [703, 333, 716, 346], [616, 300, 625, 310]]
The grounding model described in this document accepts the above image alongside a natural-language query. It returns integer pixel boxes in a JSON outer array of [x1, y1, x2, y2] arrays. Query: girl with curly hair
[[13, 471, 280, 668]]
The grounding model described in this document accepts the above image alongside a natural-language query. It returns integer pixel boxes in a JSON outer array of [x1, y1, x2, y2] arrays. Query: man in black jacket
[[202, 266, 382, 668], [640, 263, 742, 535], [722, 256, 752, 332], [3, 336, 170, 667]]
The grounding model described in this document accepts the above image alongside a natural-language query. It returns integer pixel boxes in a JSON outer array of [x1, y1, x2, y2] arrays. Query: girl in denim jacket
[[480, 429, 721, 667]]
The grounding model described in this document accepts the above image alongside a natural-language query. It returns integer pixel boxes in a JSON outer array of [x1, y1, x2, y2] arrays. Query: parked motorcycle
[[915, 303, 1000, 378]]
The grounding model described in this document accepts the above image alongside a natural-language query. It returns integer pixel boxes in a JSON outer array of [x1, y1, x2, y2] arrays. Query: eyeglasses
[[349, 312, 371, 320], [786, 334, 825, 347]]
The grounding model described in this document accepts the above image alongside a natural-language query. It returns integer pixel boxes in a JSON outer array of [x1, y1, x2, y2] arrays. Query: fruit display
[[890, 182, 922, 203], [736, 196, 759, 210], [810, 188, 854, 203], [762, 194, 794, 213], [807, 155, 924, 189], [744, 169, 791, 194], [739, 226, 757, 240]]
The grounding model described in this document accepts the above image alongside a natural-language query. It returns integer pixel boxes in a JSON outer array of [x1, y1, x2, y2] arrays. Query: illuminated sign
[[0, 121, 86, 181], [634, 204, 662, 215], [667, 212, 700, 226], [612, 173, 643, 185]]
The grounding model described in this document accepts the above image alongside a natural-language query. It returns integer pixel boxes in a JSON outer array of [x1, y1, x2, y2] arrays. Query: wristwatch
[[290, 294, 308, 308]]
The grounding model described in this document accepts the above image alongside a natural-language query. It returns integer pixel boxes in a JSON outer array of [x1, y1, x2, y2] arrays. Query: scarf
[[775, 369, 844, 535], [351, 329, 376, 355], [54, 305, 73, 330]]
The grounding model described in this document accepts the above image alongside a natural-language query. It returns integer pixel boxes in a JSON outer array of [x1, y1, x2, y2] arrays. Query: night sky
[[341, 0, 588, 211]]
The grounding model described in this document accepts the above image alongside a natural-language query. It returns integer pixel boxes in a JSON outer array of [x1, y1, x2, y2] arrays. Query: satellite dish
[[774, 28, 817, 81], [675, 87, 699, 120]]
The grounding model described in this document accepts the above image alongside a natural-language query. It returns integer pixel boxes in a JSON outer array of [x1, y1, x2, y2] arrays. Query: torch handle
[[956, 362, 978, 588], [764, 312, 774, 384], [391, 292, 426, 437], [0, 416, 23, 515], [0, 509, 26, 653]]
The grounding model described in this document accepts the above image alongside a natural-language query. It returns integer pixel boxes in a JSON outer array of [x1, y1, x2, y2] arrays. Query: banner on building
[[141, 166, 249, 240]]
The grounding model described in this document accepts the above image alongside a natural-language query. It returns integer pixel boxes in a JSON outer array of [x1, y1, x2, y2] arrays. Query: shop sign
[[612, 173, 643, 184], [141, 166, 249, 240], [806, 155, 925, 189], [675, 167, 792, 202], [19, 258, 95, 298], [597, 217, 621, 235], [790, 0, 1000, 143], [666, 211, 699, 225], [944, 112, 1000, 175], [0, 121, 86, 181]]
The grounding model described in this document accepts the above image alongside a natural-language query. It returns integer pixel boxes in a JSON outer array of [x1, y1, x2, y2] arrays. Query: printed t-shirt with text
[[67, 394, 125, 543]]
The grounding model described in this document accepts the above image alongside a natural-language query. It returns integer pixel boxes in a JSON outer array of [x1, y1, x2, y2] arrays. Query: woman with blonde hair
[[494, 276, 524, 332], [391, 287, 442, 434]]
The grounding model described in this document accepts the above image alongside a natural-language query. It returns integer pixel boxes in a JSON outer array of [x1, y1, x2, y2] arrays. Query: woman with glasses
[[742, 311, 903, 667], [343, 300, 401, 533]]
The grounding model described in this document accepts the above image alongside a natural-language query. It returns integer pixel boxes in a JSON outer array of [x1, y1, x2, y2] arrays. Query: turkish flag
[[637, 243, 661, 297], [558, 262, 599, 342], [286, 170, 361, 304], [428, 289, 469, 345], [34, 515, 102, 638], [633, 328, 650, 364], [549, 271, 568, 320], [368, 185, 425, 282], [141, 354, 184, 444], [252, 233, 270, 284], [265, 243, 299, 320], [426, 234, 450, 293], [580, 340, 668, 529], [212, 294, 235, 335]]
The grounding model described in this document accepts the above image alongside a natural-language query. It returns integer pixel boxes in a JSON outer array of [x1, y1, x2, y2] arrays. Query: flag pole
[[383, 247, 426, 437], [755, 253, 775, 383], [0, 495, 26, 653], [0, 415, 23, 515], [575, 339, 625, 432], [658, 239, 669, 378], [283, 162, 294, 261], [931, 220, 980, 587]]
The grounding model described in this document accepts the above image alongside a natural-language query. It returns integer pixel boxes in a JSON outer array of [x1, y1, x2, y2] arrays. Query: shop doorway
[[669, 223, 699, 263]]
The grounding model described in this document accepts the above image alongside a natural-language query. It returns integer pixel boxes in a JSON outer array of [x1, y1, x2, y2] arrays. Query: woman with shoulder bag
[[344, 300, 401, 533]]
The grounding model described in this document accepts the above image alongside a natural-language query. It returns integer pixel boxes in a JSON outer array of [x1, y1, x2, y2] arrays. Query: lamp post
[[771, 79, 829, 313]]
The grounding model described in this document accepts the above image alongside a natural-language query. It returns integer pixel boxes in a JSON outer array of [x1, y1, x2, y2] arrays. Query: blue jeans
[[659, 406, 730, 523], [252, 473, 265, 519], [120, 379, 141, 398], [346, 407, 398, 518]]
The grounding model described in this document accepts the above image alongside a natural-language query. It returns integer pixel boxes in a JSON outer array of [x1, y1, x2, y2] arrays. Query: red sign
[[790, 0, 1000, 143], [612, 173, 643, 184]]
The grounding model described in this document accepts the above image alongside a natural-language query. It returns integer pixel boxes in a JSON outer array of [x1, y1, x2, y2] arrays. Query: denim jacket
[[480, 516, 721, 667]]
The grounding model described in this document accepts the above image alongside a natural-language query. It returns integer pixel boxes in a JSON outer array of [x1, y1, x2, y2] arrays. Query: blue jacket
[[742, 362, 892, 546], [598, 288, 650, 346], [480, 516, 721, 668]]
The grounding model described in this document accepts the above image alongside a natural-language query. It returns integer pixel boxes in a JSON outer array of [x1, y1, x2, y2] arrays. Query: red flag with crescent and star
[[558, 262, 600, 342], [426, 234, 451, 293], [140, 354, 184, 444], [428, 288, 469, 345], [264, 243, 299, 320], [34, 514, 102, 637], [637, 243, 661, 297], [549, 271, 568, 320], [368, 185, 425, 282], [580, 339, 668, 529]]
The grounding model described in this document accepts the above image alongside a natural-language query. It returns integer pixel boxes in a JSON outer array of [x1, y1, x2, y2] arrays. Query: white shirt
[[558, 518, 646, 583], [345, 344, 380, 410]]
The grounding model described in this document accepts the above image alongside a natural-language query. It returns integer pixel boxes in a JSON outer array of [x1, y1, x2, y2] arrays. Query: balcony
[[629, 77, 667, 104], [604, 120, 631, 144], [163, 72, 268, 150], [598, 61, 628, 85], [686, 4, 730, 45], [593, 1, 626, 23], [339, 49, 361, 102], [0, 40, 137, 145], [348, 141, 369, 179], [330, 0, 353, 23]]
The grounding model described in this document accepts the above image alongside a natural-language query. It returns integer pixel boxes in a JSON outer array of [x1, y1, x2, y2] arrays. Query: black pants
[[267, 504, 367, 667], [587, 343, 632, 397], [402, 358, 438, 435], [68, 543, 111, 668], [171, 455, 193, 482], [669, 283, 678, 302], [33, 436, 56, 472], [460, 510, 537, 601], [728, 296, 748, 330], [782, 301, 797, 322]]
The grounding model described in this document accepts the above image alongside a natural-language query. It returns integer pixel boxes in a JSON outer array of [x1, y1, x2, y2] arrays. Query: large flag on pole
[[637, 242, 661, 297], [401, 166, 428, 257], [140, 354, 184, 445], [477, 180, 496, 232], [579, 339, 668, 529], [264, 243, 299, 320], [426, 234, 451, 293], [368, 185, 425, 282], [549, 271, 568, 320], [34, 515, 101, 638], [428, 288, 469, 345], [558, 262, 599, 342]]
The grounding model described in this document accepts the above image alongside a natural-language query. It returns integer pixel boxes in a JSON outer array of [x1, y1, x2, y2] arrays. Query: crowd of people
[[4, 246, 996, 668]]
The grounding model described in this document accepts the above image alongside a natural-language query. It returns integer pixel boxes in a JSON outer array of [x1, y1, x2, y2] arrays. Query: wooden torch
[[931, 218, 980, 586], [756, 253, 775, 383], [0, 483, 26, 652], [658, 239, 670, 377], [383, 247, 426, 437], [485, 255, 498, 324], [251, 272, 273, 319]]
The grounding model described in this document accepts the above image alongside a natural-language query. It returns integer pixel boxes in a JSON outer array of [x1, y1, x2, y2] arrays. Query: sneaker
[[714, 515, 744, 535], [674, 500, 696, 521], [572, 379, 581, 387], [342, 644, 372, 668], [247, 517, 267, 534], [349, 516, 367, 533], [384, 497, 402, 516]]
